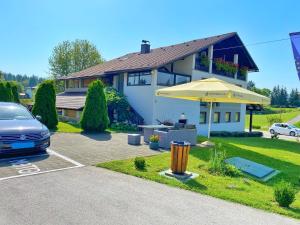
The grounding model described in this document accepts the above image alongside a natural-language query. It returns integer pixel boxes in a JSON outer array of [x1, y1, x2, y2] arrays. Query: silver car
[[0, 102, 50, 157]]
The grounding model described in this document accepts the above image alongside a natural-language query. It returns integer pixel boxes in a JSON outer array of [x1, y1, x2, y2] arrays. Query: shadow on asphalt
[[81, 132, 112, 141]]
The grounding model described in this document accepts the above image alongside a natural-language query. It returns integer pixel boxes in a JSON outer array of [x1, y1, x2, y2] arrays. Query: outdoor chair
[[154, 128, 197, 149]]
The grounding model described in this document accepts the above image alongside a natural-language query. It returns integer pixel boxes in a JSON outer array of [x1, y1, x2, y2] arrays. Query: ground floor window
[[213, 112, 220, 123], [64, 109, 77, 118], [225, 112, 231, 122], [127, 71, 151, 86], [235, 112, 240, 122], [66, 79, 80, 88], [200, 112, 207, 124]]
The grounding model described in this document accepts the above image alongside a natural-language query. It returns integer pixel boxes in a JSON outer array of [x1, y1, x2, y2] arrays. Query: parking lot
[[0, 132, 159, 181], [0, 149, 83, 181]]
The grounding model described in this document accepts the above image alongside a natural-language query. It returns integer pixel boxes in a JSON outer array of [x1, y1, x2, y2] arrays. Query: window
[[225, 112, 231, 122], [235, 112, 240, 122], [66, 79, 79, 88], [157, 72, 191, 86], [195, 50, 209, 71], [213, 112, 220, 123], [82, 78, 96, 88], [127, 71, 151, 86], [200, 112, 207, 124]]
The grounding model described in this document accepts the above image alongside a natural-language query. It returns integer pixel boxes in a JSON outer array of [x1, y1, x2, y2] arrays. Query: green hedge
[[80, 80, 109, 132], [32, 80, 58, 129], [210, 131, 263, 137], [0, 81, 14, 102]]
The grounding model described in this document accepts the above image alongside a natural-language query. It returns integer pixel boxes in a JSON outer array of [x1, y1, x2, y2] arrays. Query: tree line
[[0, 71, 44, 92], [0, 81, 20, 103], [247, 81, 300, 107]]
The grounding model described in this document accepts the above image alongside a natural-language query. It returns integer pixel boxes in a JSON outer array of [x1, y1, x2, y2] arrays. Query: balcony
[[195, 55, 247, 81]]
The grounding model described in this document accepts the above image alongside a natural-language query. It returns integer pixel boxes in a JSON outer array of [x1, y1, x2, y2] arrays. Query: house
[[56, 32, 258, 135]]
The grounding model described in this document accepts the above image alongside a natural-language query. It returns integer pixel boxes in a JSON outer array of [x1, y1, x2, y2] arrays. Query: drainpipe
[[234, 54, 239, 79], [208, 45, 214, 74]]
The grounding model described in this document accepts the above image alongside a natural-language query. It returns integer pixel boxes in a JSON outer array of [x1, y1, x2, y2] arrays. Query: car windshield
[[0, 105, 33, 120], [288, 125, 296, 129]]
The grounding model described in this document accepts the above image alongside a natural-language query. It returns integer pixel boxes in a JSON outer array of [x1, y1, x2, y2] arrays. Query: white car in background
[[269, 123, 300, 136]]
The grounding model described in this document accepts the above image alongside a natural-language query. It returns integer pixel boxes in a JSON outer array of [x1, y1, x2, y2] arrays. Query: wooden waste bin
[[170, 141, 191, 174]]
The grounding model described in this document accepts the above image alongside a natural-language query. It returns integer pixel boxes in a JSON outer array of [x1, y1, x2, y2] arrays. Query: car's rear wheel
[[290, 131, 296, 136], [270, 129, 275, 134]]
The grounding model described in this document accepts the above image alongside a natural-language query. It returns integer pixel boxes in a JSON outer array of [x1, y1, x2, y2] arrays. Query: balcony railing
[[195, 58, 247, 81]]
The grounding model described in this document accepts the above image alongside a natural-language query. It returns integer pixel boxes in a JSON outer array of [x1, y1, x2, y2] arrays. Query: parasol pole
[[207, 101, 213, 139]]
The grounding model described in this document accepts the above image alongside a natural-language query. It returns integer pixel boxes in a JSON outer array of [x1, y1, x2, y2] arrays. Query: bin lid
[[171, 141, 190, 146]]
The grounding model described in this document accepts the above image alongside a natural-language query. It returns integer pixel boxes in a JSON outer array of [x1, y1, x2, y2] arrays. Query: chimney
[[141, 40, 150, 54]]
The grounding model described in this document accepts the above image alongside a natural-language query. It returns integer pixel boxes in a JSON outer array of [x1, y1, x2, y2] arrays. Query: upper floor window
[[127, 71, 151, 86], [157, 72, 191, 86]]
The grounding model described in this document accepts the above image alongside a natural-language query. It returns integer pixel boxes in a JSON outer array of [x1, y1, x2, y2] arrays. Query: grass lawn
[[98, 137, 300, 219], [245, 110, 300, 130], [53, 122, 83, 133]]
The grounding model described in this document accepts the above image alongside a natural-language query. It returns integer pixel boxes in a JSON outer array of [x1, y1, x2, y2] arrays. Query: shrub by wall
[[210, 131, 263, 137], [32, 80, 58, 129], [80, 80, 109, 132]]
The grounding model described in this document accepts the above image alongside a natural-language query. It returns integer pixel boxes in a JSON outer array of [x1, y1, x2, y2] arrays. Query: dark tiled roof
[[62, 32, 237, 79], [56, 92, 86, 110]]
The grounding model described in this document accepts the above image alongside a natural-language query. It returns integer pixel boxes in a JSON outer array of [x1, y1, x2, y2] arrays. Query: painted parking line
[[0, 149, 84, 181]]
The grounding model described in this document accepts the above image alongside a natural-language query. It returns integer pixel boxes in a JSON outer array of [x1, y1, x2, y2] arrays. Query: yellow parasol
[[156, 78, 270, 143]]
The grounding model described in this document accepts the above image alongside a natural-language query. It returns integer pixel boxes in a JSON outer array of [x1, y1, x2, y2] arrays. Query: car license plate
[[11, 142, 34, 149]]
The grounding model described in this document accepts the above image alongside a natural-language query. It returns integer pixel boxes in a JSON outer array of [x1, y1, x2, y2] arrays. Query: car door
[[281, 124, 289, 135]]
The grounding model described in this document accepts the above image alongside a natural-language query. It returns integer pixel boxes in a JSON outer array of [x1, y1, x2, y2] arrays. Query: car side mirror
[[36, 115, 42, 121]]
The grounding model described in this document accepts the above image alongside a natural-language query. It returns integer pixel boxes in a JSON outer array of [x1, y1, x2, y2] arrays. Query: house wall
[[151, 52, 248, 135], [123, 71, 156, 124]]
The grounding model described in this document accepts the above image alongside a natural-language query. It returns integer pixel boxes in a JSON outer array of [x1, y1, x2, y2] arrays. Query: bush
[[134, 157, 146, 170], [252, 125, 261, 129], [10, 81, 20, 103], [274, 181, 296, 207], [110, 122, 138, 132], [267, 115, 283, 126], [80, 80, 109, 132], [210, 131, 263, 137], [32, 80, 58, 129], [223, 164, 242, 177], [105, 87, 130, 122], [5, 82, 14, 102], [105, 87, 144, 125], [0, 81, 13, 102], [208, 146, 226, 175], [208, 144, 242, 177]]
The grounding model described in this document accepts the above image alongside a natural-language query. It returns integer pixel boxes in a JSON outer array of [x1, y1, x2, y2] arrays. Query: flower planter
[[149, 142, 159, 150]]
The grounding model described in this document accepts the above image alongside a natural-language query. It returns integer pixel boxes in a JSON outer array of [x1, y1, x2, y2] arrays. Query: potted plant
[[214, 58, 238, 76], [239, 66, 248, 78], [149, 135, 159, 150], [200, 55, 209, 68]]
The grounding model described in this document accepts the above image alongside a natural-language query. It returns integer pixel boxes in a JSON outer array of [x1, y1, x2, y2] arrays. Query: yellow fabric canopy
[[155, 77, 270, 105]]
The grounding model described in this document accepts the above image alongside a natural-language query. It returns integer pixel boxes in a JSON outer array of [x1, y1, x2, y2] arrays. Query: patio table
[[138, 125, 174, 143]]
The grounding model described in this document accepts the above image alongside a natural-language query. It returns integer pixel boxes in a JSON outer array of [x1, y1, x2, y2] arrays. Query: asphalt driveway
[[0, 166, 298, 225], [50, 132, 161, 165]]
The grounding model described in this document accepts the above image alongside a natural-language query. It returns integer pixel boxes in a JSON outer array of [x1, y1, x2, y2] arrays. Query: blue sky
[[0, 0, 299, 90]]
